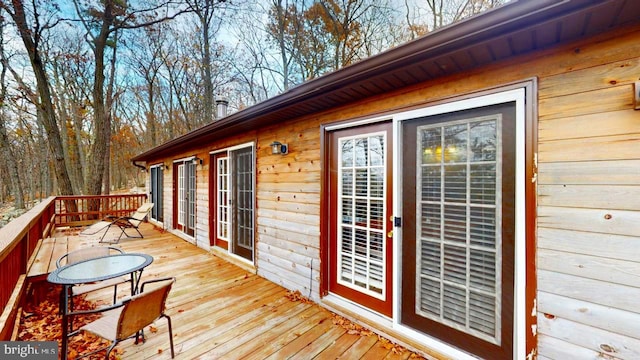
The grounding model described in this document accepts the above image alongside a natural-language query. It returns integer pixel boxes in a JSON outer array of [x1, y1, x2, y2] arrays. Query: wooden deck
[[32, 223, 428, 360]]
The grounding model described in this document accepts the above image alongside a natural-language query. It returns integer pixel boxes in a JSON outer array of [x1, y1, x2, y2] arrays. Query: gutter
[[133, 160, 147, 171]]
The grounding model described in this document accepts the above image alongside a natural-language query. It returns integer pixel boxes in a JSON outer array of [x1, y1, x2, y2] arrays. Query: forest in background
[[0, 0, 507, 210]]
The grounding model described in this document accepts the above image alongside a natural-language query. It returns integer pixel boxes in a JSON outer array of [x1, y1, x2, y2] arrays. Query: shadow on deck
[[27, 223, 428, 360]]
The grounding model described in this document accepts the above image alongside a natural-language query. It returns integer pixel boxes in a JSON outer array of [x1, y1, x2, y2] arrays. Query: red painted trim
[[320, 128, 329, 297], [210, 152, 230, 249], [325, 121, 393, 317], [524, 80, 538, 358]]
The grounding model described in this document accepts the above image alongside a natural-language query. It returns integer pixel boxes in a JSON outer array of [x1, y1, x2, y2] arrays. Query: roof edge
[[131, 0, 609, 162]]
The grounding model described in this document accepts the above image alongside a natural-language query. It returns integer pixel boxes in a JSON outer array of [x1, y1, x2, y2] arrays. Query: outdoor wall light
[[192, 157, 203, 165], [270, 141, 288, 155]]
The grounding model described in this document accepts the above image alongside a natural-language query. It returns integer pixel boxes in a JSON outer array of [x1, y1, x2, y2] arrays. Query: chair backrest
[[57, 246, 124, 268], [116, 277, 175, 340], [127, 203, 154, 226]]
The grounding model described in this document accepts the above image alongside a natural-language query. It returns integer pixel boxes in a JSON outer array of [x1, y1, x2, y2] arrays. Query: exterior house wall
[[252, 23, 640, 358], [195, 162, 209, 250], [534, 28, 640, 359], [163, 166, 172, 230], [146, 132, 259, 251], [145, 22, 640, 358], [255, 123, 324, 299]]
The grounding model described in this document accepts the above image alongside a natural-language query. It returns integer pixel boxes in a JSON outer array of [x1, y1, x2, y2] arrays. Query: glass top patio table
[[47, 253, 153, 285], [47, 252, 153, 360]]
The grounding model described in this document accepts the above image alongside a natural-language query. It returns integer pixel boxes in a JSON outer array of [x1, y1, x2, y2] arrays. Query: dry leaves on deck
[[60, 227, 82, 236], [331, 314, 374, 336], [285, 289, 314, 304], [331, 314, 426, 358], [285, 290, 426, 359], [18, 285, 121, 359]]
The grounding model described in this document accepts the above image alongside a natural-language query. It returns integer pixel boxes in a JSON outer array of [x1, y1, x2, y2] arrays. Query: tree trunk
[[103, 29, 119, 195], [7, 1, 75, 197], [202, 13, 214, 123], [51, 62, 82, 194], [85, 3, 112, 196], [71, 101, 86, 192]]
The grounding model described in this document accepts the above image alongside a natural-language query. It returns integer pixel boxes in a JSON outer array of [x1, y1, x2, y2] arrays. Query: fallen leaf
[[149, 326, 158, 333], [285, 290, 313, 304], [17, 285, 120, 359]]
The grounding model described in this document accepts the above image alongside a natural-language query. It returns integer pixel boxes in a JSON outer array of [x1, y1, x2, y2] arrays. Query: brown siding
[[149, 23, 640, 358], [256, 123, 322, 295], [254, 24, 640, 357], [534, 27, 640, 359]]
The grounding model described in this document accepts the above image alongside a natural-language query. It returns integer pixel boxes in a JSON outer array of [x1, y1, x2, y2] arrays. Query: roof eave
[[131, 0, 620, 162]]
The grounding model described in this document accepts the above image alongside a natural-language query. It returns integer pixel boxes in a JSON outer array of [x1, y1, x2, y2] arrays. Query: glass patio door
[[328, 122, 393, 317], [175, 160, 196, 237], [231, 147, 254, 261], [400, 102, 516, 359], [150, 165, 163, 222], [210, 146, 255, 261], [210, 153, 230, 249]]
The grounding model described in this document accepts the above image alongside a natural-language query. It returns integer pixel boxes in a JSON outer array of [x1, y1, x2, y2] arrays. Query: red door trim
[[324, 121, 393, 317]]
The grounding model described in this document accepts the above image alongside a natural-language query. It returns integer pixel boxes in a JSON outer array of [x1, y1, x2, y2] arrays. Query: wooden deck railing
[[55, 194, 147, 227], [0, 193, 147, 340]]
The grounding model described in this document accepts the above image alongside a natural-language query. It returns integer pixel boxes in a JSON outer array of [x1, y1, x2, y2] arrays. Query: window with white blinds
[[416, 115, 502, 344], [338, 133, 386, 299], [177, 164, 185, 226], [217, 157, 229, 240], [188, 162, 196, 229]]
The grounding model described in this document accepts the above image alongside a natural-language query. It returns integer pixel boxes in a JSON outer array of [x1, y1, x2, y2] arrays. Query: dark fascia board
[[131, 0, 611, 163]]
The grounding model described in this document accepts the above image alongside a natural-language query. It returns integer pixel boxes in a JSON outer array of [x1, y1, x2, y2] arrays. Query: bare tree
[[0, 0, 76, 197], [0, 17, 24, 209], [48, 31, 93, 194], [265, 0, 304, 91], [185, 0, 228, 123], [71, 0, 188, 195], [127, 26, 165, 147], [422, 0, 509, 31]]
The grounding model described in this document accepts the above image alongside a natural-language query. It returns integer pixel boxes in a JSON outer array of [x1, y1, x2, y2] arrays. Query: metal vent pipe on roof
[[215, 98, 229, 119]]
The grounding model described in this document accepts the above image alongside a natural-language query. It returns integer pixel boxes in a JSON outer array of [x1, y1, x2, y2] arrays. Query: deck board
[[43, 223, 430, 359]]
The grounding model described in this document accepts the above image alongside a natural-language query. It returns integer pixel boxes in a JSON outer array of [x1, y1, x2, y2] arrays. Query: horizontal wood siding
[[256, 123, 323, 299], [535, 24, 640, 359], [195, 162, 209, 249], [145, 22, 640, 358], [252, 23, 640, 357]]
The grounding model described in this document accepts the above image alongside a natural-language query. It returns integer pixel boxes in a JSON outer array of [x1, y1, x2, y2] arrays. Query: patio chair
[[81, 203, 154, 243], [56, 246, 131, 308], [73, 277, 176, 359]]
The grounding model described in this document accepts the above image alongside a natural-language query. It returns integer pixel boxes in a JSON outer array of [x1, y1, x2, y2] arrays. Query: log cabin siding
[[255, 124, 323, 299], [194, 163, 209, 249], [534, 25, 640, 357], [162, 166, 172, 230], [137, 19, 640, 358], [251, 24, 640, 358]]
